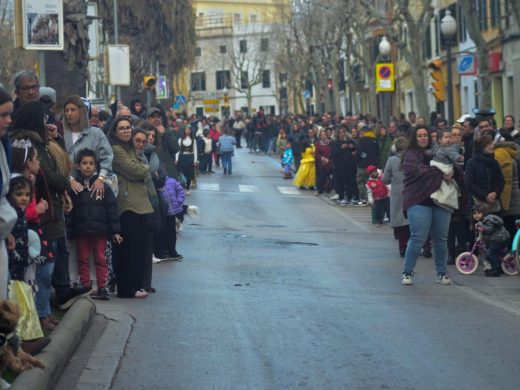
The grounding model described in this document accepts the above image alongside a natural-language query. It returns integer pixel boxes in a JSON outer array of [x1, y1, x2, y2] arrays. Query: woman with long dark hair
[[400, 126, 463, 285], [108, 117, 153, 298], [176, 126, 198, 194]]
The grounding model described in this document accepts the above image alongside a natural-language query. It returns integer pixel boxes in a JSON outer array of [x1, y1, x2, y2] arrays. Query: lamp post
[[281, 80, 288, 115], [222, 86, 229, 118], [378, 36, 391, 125], [441, 10, 457, 125]]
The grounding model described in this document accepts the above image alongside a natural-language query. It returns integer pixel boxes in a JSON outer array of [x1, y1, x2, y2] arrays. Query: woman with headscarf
[[62, 95, 114, 200]]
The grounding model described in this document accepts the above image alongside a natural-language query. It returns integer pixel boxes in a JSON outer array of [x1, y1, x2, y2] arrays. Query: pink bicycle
[[455, 228, 519, 275]]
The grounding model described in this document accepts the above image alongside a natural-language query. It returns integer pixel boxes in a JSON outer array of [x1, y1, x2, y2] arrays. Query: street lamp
[[441, 10, 457, 125], [281, 80, 288, 115], [378, 36, 391, 125]]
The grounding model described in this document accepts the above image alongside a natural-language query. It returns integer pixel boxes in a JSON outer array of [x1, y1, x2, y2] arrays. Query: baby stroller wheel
[[455, 252, 478, 274], [501, 253, 519, 275]]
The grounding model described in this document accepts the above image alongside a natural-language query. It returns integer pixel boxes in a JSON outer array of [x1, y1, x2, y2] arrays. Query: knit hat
[[366, 165, 378, 174]]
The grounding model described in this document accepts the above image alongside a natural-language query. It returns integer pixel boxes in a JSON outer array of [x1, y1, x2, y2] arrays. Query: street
[[58, 148, 520, 390]]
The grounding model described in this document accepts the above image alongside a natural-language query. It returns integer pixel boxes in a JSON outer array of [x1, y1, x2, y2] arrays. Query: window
[[457, 4, 467, 43], [260, 38, 269, 52], [219, 45, 227, 54], [262, 70, 271, 88], [478, 0, 488, 31], [195, 47, 202, 57], [191, 72, 206, 91], [239, 40, 247, 53], [234, 13, 241, 24], [241, 71, 248, 89], [216, 70, 231, 90], [423, 22, 432, 60], [250, 14, 258, 23], [490, 0, 501, 28]]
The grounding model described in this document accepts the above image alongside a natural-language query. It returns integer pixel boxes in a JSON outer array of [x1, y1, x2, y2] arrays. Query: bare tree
[[460, 0, 491, 109], [226, 32, 270, 113], [360, 0, 434, 118]]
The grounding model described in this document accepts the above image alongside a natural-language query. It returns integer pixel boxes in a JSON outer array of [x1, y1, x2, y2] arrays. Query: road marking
[[277, 186, 301, 195], [238, 185, 259, 193], [198, 183, 220, 191]]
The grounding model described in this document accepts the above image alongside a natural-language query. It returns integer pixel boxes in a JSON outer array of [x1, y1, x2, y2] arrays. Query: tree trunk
[[461, 0, 491, 108], [45, 51, 86, 107], [247, 86, 253, 114], [404, 38, 429, 118]]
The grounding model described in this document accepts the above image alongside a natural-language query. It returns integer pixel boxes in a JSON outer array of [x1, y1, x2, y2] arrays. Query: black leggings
[[154, 216, 178, 258]]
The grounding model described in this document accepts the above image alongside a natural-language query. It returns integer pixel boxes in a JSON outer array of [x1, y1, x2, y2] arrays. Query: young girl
[[293, 140, 316, 189], [281, 141, 293, 179], [7, 175, 47, 345], [11, 141, 57, 331]]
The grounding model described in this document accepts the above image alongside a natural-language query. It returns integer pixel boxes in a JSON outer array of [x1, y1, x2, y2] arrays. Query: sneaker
[[484, 268, 501, 277], [170, 254, 183, 261], [134, 289, 148, 298], [338, 199, 347, 206], [330, 194, 339, 201], [96, 287, 110, 300], [355, 200, 368, 206], [152, 255, 164, 264], [57, 286, 92, 310], [436, 273, 452, 285], [186, 190, 191, 196], [401, 273, 413, 285]]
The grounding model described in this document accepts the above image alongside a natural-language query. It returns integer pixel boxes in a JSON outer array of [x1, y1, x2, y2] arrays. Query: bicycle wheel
[[515, 245, 520, 275], [502, 252, 519, 276], [456, 252, 479, 274]]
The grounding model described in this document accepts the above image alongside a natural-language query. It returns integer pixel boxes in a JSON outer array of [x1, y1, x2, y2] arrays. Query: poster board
[[16, 0, 64, 50]]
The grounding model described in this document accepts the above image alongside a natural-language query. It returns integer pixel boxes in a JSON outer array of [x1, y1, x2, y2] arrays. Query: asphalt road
[[61, 148, 520, 390]]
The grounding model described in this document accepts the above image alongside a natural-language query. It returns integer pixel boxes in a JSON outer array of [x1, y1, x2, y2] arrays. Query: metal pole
[[37, 51, 46, 86], [446, 41, 454, 125], [113, 0, 120, 101]]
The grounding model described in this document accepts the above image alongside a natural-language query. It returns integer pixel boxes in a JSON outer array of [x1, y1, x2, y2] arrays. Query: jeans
[[36, 261, 55, 318], [221, 152, 233, 174], [403, 204, 452, 275]]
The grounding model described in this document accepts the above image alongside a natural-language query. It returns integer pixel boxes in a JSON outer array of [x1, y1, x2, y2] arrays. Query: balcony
[[196, 14, 233, 38]]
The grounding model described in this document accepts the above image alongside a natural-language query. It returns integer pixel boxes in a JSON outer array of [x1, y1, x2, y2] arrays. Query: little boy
[[475, 211, 510, 277], [67, 149, 122, 300], [281, 141, 294, 179], [365, 165, 389, 227]]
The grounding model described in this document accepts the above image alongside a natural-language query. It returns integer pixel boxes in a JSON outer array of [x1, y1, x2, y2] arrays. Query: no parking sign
[[376, 63, 395, 92]]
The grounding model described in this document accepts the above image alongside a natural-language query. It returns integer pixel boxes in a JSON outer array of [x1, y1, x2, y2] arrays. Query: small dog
[[0, 300, 45, 373]]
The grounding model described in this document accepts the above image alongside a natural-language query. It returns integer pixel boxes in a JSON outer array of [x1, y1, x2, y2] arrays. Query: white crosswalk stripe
[[198, 183, 220, 191], [238, 185, 259, 193], [277, 186, 302, 196]]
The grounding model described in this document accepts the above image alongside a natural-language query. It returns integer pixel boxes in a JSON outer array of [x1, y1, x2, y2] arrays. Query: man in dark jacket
[[355, 126, 379, 205], [288, 123, 305, 171]]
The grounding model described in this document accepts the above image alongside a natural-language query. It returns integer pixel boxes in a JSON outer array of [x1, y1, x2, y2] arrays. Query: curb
[[11, 297, 96, 390]]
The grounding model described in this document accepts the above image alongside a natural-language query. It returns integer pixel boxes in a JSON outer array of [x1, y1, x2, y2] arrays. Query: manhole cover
[[274, 241, 318, 247], [222, 233, 249, 239]]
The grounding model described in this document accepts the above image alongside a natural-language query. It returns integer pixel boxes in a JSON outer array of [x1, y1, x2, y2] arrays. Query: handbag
[[473, 196, 501, 214]]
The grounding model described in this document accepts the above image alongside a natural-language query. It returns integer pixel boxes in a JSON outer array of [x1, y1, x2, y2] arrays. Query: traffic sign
[[175, 95, 187, 106], [376, 63, 395, 92], [303, 90, 311, 99], [457, 54, 477, 75]]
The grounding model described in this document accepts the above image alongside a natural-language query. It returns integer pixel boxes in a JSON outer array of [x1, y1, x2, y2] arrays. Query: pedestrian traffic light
[[429, 59, 445, 102], [143, 76, 157, 89]]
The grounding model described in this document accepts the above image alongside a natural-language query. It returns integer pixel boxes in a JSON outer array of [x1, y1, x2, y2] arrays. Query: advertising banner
[[18, 0, 64, 50]]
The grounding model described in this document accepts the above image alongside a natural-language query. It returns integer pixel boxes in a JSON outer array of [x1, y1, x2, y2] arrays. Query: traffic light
[[429, 59, 445, 102], [143, 76, 157, 89]]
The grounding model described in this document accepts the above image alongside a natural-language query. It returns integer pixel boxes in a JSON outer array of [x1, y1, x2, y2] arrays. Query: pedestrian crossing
[[195, 183, 304, 196]]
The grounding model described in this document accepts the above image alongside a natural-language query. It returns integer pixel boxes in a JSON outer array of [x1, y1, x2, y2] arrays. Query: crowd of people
[[232, 108, 520, 286], [2, 68, 520, 362]]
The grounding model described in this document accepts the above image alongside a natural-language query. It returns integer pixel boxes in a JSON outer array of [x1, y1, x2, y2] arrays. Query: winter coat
[[377, 136, 392, 169], [501, 159, 520, 217], [315, 141, 332, 171], [331, 139, 356, 174], [382, 152, 408, 227], [159, 177, 185, 216], [217, 134, 236, 153], [476, 214, 510, 244], [494, 141, 518, 211], [356, 131, 379, 169], [155, 130, 180, 180], [10, 129, 69, 240], [110, 140, 154, 216], [8, 207, 28, 281], [465, 152, 505, 203], [288, 130, 305, 154], [0, 136, 17, 241], [67, 172, 120, 238]]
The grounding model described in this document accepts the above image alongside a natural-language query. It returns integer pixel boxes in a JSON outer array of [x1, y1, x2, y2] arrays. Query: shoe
[[436, 273, 452, 285], [422, 250, 433, 258], [186, 190, 191, 195], [152, 255, 164, 264], [107, 279, 117, 294], [21, 337, 51, 356], [399, 250, 406, 258], [375, 223, 381, 227], [338, 199, 347, 206], [401, 273, 413, 285], [330, 194, 339, 200], [134, 289, 148, 298], [355, 200, 368, 206], [96, 287, 110, 300], [57, 286, 92, 310], [484, 268, 501, 277], [40, 317, 56, 331], [170, 254, 183, 261], [145, 287, 156, 293]]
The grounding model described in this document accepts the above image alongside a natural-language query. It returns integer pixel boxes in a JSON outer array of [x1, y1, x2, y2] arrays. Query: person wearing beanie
[[365, 165, 389, 227]]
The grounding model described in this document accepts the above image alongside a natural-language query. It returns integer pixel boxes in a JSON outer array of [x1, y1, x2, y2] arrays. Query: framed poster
[[21, 0, 64, 50]]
